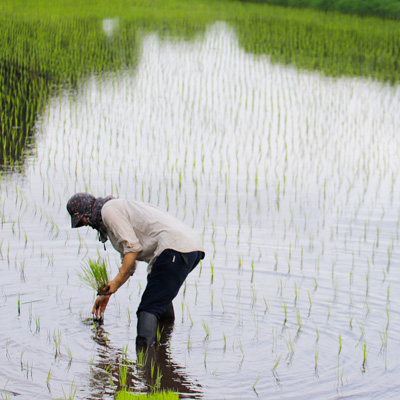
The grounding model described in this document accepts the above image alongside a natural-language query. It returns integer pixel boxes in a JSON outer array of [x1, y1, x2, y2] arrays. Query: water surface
[[1, 22, 400, 399]]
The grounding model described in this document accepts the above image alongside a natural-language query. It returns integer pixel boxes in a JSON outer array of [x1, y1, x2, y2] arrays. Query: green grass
[[237, 0, 400, 20], [116, 390, 179, 400], [1, 0, 398, 83], [232, 6, 400, 83], [78, 257, 110, 293]]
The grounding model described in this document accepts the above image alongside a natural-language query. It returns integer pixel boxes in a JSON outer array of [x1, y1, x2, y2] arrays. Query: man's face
[[80, 216, 89, 226]]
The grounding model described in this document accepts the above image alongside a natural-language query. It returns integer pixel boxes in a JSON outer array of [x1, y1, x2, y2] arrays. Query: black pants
[[137, 249, 204, 319]]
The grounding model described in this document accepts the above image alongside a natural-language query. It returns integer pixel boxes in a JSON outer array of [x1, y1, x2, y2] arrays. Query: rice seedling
[[362, 342, 368, 372], [238, 338, 245, 359], [156, 325, 164, 343], [66, 346, 73, 366], [314, 346, 319, 374], [61, 381, 77, 400], [282, 301, 287, 326], [285, 333, 295, 363], [223, 332, 227, 351], [386, 304, 390, 328], [119, 363, 128, 390], [387, 284, 390, 302], [251, 285, 257, 307], [202, 320, 210, 340], [263, 296, 269, 314], [78, 257, 110, 294], [46, 368, 52, 390], [379, 328, 388, 352], [236, 281, 241, 299], [387, 246, 392, 270], [53, 329, 62, 358], [278, 279, 283, 297], [126, 308, 132, 326], [136, 349, 148, 373], [19, 260, 26, 282], [252, 374, 261, 393], [187, 333, 192, 351], [315, 326, 319, 343], [296, 308, 301, 331], [34, 315, 40, 334], [272, 353, 283, 373]]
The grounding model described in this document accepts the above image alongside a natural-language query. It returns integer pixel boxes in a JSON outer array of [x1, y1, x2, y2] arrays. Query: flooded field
[[1, 21, 400, 399]]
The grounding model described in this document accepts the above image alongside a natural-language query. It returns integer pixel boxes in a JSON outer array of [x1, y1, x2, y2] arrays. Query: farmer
[[66, 193, 205, 347]]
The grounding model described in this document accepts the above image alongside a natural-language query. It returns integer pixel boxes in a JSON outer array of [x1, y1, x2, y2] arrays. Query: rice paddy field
[[1, 1, 400, 399]]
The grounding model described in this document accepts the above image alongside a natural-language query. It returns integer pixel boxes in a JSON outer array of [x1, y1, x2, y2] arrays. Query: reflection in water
[[88, 320, 202, 399], [0, 61, 50, 172]]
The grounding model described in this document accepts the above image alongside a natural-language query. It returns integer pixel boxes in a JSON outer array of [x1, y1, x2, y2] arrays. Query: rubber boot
[[136, 311, 158, 348], [159, 302, 175, 323]]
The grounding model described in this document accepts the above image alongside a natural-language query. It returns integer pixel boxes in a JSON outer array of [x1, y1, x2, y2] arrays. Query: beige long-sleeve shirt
[[101, 199, 204, 273]]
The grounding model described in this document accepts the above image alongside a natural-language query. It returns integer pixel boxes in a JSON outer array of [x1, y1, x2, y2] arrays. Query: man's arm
[[101, 252, 138, 295]]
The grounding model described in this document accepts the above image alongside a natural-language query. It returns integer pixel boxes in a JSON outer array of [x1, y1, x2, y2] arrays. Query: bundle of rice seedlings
[[78, 257, 110, 294]]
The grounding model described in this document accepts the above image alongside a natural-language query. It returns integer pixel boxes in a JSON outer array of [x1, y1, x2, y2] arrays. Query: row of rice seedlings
[[181, 239, 392, 375], [3, 170, 396, 390]]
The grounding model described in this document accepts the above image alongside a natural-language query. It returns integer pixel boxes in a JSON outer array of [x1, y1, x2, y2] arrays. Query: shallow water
[[1, 22, 400, 399]]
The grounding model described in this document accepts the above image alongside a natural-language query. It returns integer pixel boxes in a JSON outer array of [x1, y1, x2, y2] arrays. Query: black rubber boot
[[136, 311, 158, 348], [159, 302, 175, 323]]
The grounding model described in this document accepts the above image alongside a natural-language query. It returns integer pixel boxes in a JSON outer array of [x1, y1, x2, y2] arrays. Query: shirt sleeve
[[102, 204, 143, 255]]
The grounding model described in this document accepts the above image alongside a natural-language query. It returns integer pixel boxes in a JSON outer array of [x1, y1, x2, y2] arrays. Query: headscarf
[[66, 193, 114, 243]]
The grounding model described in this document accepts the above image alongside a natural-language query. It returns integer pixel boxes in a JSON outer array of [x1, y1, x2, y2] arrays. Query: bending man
[[67, 193, 205, 347]]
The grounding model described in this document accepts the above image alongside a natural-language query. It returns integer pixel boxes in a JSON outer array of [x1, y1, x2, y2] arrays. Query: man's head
[[66, 193, 95, 228], [67, 193, 114, 243]]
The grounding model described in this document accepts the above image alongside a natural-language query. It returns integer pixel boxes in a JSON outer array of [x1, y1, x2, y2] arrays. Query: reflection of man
[[67, 193, 205, 347], [89, 323, 203, 398]]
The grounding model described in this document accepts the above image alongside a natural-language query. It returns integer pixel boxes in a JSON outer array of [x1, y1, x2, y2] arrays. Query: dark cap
[[66, 193, 94, 228]]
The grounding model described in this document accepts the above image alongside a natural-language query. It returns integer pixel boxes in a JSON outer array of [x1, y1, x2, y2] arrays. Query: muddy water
[[1, 22, 400, 399]]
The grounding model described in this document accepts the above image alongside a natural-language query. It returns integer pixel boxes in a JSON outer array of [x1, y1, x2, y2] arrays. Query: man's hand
[[92, 253, 138, 318], [92, 295, 110, 319], [98, 252, 138, 296], [97, 279, 119, 296]]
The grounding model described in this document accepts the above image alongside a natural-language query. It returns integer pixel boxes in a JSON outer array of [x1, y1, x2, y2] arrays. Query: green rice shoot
[[78, 257, 110, 293], [116, 390, 179, 400]]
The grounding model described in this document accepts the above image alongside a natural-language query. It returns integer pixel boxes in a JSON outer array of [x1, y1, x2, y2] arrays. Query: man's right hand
[[92, 295, 110, 319]]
